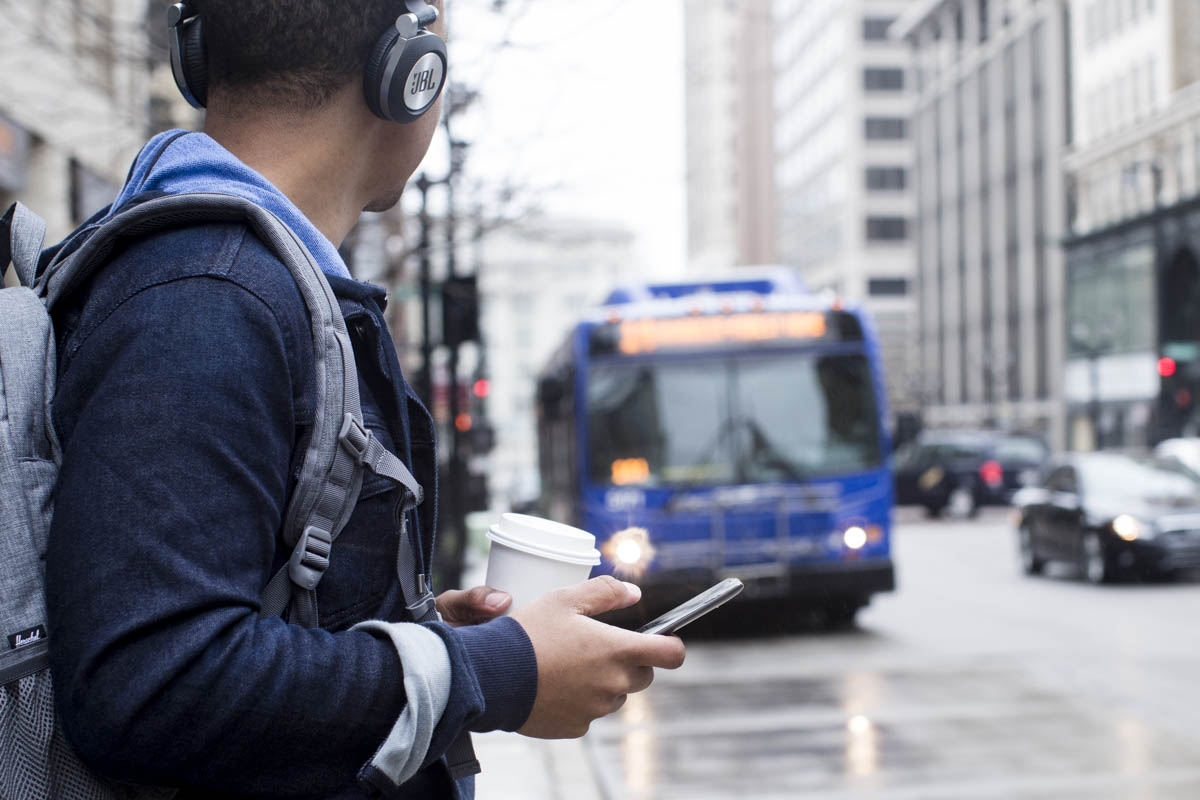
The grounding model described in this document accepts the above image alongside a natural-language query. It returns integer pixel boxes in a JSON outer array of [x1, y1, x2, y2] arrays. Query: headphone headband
[[403, 0, 439, 28], [167, 3, 205, 109], [166, 1, 448, 124]]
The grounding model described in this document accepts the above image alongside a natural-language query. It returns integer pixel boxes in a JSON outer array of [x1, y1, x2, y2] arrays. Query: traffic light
[[470, 421, 496, 453], [442, 275, 479, 347], [464, 471, 489, 512], [1158, 354, 1197, 438]]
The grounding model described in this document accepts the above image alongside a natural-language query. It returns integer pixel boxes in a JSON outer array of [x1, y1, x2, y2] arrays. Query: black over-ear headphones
[[167, 1, 447, 124]]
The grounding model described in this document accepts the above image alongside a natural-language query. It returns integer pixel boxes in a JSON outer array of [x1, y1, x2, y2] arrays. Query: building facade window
[[862, 17, 896, 41], [868, 277, 909, 296], [866, 216, 908, 241], [863, 67, 904, 91], [865, 166, 907, 190], [865, 117, 907, 139]]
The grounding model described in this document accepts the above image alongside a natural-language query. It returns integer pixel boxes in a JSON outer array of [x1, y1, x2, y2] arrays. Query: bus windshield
[[587, 351, 882, 487]]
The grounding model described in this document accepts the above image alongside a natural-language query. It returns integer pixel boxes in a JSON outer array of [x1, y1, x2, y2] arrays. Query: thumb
[[559, 575, 641, 617], [461, 585, 512, 613]]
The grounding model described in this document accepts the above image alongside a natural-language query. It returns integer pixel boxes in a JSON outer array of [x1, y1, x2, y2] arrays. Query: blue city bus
[[535, 274, 895, 623]]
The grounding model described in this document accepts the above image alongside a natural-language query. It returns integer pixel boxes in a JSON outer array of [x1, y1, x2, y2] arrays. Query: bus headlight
[[843, 526, 868, 550], [1111, 514, 1142, 542], [603, 526, 655, 577], [616, 538, 644, 565]]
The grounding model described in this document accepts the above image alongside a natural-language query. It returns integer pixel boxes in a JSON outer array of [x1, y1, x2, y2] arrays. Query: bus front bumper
[[619, 558, 895, 605]]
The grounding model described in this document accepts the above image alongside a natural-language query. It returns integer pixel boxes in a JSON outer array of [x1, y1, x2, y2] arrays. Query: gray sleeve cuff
[[351, 620, 452, 789]]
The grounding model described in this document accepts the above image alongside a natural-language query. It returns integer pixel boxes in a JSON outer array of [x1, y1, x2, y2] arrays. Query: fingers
[[558, 575, 642, 617], [436, 586, 511, 624], [466, 585, 512, 614], [629, 665, 654, 694], [618, 630, 686, 670]]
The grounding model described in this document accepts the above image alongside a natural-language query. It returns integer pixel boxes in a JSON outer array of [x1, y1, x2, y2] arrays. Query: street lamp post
[[1071, 322, 1111, 451], [414, 172, 435, 406]]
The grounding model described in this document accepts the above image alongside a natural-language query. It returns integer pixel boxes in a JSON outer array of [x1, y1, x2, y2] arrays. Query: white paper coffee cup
[[484, 513, 601, 610]]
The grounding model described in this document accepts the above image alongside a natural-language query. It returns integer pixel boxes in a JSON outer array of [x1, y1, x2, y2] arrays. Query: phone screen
[[636, 578, 744, 635]]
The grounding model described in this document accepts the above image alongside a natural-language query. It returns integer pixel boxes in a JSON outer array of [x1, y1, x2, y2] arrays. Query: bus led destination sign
[[616, 311, 829, 355]]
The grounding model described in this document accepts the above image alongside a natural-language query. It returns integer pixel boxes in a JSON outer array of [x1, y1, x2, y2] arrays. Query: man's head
[[196, 1, 414, 109], [194, 0, 446, 213]]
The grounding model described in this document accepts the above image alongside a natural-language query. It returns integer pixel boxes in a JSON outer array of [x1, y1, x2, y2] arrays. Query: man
[[43, 1, 684, 797]]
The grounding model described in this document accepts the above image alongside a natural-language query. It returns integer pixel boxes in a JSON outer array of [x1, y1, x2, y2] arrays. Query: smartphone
[[636, 578, 744, 635]]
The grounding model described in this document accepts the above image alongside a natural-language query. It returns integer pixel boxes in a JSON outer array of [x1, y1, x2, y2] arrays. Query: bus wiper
[[738, 416, 807, 482], [681, 416, 807, 483]]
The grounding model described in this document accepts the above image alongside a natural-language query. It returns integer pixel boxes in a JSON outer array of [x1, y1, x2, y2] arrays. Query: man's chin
[[364, 190, 404, 213]]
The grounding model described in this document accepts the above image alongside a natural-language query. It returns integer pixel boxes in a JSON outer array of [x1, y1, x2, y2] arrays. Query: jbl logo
[[410, 69, 437, 95]]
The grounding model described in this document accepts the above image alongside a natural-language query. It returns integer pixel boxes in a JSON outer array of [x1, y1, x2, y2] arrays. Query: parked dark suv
[[893, 430, 1049, 517]]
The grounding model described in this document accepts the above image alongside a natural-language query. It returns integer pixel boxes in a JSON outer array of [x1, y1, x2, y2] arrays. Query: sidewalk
[[472, 731, 605, 800], [460, 545, 607, 799]]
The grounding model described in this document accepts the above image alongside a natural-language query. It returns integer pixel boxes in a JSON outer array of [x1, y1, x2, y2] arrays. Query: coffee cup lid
[[486, 513, 601, 566]]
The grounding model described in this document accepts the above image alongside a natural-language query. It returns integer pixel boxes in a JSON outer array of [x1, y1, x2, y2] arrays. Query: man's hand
[[511, 576, 686, 739], [436, 585, 512, 627]]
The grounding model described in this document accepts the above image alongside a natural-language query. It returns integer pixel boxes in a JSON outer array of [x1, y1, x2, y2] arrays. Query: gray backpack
[[0, 193, 441, 798]]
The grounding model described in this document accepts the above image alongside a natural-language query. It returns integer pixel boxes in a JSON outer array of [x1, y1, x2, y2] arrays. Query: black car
[[893, 430, 1048, 517], [1014, 452, 1200, 583]]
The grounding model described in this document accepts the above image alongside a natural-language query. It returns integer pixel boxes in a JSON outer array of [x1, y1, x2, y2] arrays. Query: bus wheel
[[822, 599, 862, 629]]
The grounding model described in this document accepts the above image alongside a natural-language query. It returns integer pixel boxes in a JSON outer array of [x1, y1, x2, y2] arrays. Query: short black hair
[[195, 1, 411, 107]]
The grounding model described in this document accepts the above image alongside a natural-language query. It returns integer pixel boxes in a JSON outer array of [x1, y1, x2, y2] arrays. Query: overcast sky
[[413, 0, 688, 278]]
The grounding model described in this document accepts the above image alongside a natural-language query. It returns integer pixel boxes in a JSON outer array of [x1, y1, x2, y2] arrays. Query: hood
[[1090, 494, 1200, 522], [109, 129, 349, 279]]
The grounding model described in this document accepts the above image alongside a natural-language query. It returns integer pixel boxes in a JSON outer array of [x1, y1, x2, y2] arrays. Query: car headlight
[[1111, 514, 1142, 542]]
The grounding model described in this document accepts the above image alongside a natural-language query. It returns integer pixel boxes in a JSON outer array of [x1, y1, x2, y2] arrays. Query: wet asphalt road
[[582, 507, 1200, 799]]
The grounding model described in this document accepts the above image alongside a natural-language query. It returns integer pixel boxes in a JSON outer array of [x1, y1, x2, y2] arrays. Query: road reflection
[[845, 714, 877, 777], [619, 692, 658, 799], [842, 671, 882, 779]]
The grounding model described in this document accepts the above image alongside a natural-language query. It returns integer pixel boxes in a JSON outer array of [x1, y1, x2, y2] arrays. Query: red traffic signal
[[473, 379, 491, 399], [1158, 357, 1177, 378]]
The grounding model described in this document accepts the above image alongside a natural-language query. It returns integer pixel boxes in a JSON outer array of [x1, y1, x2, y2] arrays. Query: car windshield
[[586, 352, 882, 486], [994, 437, 1048, 464], [1078, 454, 1200, 501]]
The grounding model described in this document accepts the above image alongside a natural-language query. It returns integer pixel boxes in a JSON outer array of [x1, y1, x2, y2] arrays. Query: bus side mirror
[[538, 377, 566, 414]]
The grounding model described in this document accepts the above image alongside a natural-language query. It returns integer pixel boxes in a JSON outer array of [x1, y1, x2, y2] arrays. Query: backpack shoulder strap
[[38, 193, 429, 627], [1, 203, 47, 288]]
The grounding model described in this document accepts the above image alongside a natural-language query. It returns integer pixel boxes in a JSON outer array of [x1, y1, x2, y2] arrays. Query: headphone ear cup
[[363, 29, 446, 123], [363, 29, 401, 119], [181, 17, 209, 107]]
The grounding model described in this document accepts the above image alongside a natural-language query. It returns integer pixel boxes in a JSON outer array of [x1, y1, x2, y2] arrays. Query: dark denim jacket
[[44, 205, 536, 799]]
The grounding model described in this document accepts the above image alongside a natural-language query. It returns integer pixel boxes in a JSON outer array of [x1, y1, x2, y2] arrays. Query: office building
[[773, 0, 920, 417], [1064, 0, 1200, 448], [895, 0, 1070, 445], [683, 0, 777, 273], [0, 1, 155, 250]]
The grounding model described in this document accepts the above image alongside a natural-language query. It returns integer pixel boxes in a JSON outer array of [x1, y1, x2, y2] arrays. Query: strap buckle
[[339, 412, 371, 465], [288, 525, 333, 590]]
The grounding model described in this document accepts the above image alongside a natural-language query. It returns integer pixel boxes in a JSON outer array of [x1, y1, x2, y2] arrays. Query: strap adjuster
[[339, 412, 371, 465], [406, 586, 438, 622], [289, 525, 334, 590]]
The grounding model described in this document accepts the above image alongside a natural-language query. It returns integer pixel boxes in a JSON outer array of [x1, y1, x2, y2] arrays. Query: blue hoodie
[[110, 129, 351, 278]]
